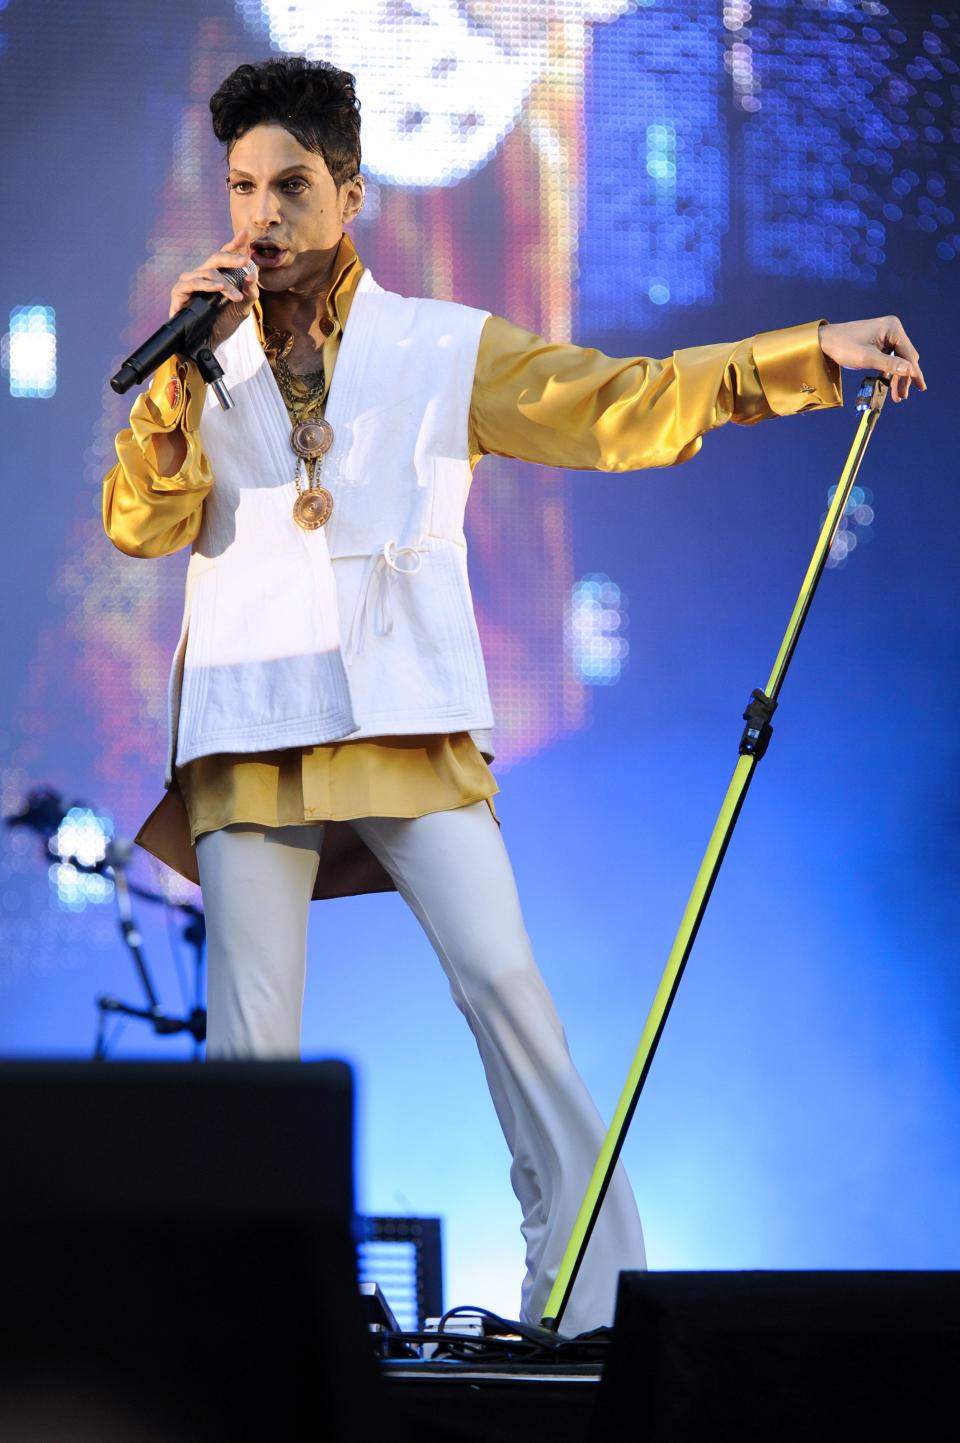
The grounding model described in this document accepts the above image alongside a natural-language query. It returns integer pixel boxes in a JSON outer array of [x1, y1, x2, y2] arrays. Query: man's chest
[[282, 336, 328, 377]]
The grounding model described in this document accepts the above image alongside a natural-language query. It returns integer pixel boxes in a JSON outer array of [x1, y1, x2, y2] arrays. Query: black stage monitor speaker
[[0, 1060, 385, 1442], [592, 1270, 960, 1442]]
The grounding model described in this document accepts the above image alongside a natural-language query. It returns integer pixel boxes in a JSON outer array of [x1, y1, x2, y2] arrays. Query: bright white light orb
[[239, 0, 630, 187], [2, 305, 57, 398]]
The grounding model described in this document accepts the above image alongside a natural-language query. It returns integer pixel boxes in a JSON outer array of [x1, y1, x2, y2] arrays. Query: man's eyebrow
[[227, 164, 318, 179]]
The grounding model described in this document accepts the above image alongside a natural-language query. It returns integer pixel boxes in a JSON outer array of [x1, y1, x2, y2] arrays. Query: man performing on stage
[[102, 56, 925, 1337]]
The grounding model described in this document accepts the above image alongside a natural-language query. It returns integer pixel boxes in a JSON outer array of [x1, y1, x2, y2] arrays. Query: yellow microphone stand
[[541, 369, 892, 1333]]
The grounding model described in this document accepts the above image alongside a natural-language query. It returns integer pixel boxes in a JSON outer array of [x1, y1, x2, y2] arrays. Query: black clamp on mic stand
[[175, 315, 235, 414]]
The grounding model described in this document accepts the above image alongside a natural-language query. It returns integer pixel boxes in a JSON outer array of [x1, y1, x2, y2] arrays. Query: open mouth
[[251, 242, 288, 267]]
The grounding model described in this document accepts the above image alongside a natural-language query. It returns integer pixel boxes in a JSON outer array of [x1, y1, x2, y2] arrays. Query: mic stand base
[[93, 996, 207, 1061]]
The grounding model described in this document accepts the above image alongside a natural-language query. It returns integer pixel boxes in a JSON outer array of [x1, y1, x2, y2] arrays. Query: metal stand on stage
[[91, 837, 207, 1060], [4, 788, 206, 1058], [541, 367, 893, 1333]]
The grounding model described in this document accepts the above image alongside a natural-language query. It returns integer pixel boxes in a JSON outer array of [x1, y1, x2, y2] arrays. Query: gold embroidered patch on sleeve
[[165, 374, 183, 412]]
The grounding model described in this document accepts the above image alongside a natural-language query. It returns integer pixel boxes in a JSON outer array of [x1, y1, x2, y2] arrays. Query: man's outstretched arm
[[469, 312, 924, 471]]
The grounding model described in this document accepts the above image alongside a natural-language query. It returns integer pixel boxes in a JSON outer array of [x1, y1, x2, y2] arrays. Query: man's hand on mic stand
[[818, 315, 926, 403], [168, 226, 260, 354]]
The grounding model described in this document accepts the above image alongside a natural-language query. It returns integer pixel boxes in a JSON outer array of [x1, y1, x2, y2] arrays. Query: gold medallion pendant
[[290, 418, 334, 459], [292, 487, 335, 530], [271, 344, 336, 530], [289, 420, 336, 528]]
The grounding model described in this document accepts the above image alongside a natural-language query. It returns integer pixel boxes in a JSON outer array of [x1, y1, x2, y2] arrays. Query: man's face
[[226, 123, 362, 291]]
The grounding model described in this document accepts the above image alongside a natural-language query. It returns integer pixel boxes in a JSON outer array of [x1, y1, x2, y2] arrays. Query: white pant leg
[[196, 821, 324, 1058], [350, 801, 646, 1336]]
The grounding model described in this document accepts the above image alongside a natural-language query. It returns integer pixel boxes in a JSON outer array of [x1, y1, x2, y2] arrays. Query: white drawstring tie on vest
[[344, 539, 424, 662]]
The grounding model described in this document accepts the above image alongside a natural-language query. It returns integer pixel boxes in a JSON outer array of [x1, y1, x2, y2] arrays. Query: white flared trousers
[[196, 799, 646, 1335]]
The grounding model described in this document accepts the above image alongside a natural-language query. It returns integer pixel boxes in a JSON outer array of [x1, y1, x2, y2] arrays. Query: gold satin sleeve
[[468, 316, 843, 470], [102, 355, 211, 558]]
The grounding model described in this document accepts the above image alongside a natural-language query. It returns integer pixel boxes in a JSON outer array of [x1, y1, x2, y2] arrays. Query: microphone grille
[[216, 260, 255, 290]]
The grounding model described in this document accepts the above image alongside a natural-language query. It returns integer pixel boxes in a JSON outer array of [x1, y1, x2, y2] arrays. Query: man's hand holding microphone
[[109, 228, 260, 396], [121, 230, 259, 477], [166, 227, 260, 354]]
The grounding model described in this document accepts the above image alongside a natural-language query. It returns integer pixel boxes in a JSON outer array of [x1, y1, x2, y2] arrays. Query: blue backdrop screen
[[1, 0, 957, 1317]]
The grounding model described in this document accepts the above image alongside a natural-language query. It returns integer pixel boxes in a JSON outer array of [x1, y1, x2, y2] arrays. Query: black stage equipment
[[358, 1215, 444, 1331], [591, 1270, 960, 1441], [0, 1060, 387, 1442]]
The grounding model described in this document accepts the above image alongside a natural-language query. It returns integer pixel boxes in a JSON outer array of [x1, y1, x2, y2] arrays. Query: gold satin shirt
[[103, 229, 843, 894]]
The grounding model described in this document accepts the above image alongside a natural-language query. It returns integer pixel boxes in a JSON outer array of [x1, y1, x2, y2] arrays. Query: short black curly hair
[[209, 56, 361, 187]]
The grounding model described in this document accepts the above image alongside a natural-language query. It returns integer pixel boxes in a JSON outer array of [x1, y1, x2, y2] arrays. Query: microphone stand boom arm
[[540, 369, 891, 1332]]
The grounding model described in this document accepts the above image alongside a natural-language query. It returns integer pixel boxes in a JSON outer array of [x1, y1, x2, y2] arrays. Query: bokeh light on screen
[[48, 808, 115, 913], [823, 482, 876, 569], [2, 305, 56, 398], [723, 1, 762, 113], [567, 574, 629, 685]]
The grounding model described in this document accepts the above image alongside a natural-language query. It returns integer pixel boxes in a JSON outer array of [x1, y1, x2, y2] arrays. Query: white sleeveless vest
[[161, 269, 494, 785]]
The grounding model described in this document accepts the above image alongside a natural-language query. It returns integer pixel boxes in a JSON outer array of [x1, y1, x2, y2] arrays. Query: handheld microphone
[[109, 261, 256, 395]]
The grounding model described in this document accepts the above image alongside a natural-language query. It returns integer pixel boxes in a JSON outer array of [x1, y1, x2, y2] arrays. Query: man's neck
[[260, 237, 342, 340]]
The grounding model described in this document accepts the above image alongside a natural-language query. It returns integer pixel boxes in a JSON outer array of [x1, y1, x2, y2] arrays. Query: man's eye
[[227, 180, 306, 192]]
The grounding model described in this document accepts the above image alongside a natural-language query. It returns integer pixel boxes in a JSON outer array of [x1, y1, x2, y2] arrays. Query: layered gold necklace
[[266, 324, 335, 530]]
